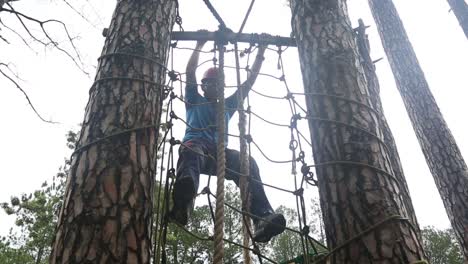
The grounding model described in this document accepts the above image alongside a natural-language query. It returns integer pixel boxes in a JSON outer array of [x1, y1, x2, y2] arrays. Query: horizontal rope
[[311, 215, 417, 264], [72, 124, 160, 157], [309, 160, 400, 189], [171, 222, 278, 263], [97, 52, 168, 71], [92, 76, 171, 91]]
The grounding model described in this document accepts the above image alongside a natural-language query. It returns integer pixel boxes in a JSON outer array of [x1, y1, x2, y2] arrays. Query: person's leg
[[224, 149, 273, 216], [171, 140, 209, 225], [225, 149, 285, 243]]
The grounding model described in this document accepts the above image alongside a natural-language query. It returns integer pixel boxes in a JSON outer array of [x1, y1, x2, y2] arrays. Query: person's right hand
[[196, 29, 209, 47]]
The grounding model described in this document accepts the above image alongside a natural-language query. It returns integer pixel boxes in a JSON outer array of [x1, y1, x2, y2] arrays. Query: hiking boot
[[253, 212, 286, 243], [168, 177, 196, 226]]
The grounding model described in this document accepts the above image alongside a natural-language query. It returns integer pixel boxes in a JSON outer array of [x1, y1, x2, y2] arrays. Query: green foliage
[[422, 226, 463, 264]]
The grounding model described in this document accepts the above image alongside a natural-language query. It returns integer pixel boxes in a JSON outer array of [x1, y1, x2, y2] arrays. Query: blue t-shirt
[[182, 84, 238, 144]]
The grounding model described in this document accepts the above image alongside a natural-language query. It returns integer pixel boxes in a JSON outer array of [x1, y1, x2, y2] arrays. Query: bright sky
[[0, 0, 466, 238]]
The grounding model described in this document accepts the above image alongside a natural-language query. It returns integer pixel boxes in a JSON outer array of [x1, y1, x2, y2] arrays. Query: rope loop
[[297, 150, 305, 161], [289, 139, 298, 151]]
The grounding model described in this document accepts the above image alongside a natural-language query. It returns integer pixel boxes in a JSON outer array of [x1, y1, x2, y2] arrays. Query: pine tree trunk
[[447, 0, 468, 39], [290, 0, 426, 263], [50, 1, 176, 263], [368, 0, 468, 261], [354, 20, 422, 241]]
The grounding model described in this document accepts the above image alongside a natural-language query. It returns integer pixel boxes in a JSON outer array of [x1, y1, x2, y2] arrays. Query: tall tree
[[446, 0, 468, 38], [50, 0, 176, 263], [290, 0, 426, 263], [368, 0, 468, 260], [354, 19, 422, 239]]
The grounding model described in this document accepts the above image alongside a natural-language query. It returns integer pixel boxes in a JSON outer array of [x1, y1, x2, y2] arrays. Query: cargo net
[[151, 1, 326, 264], [151, 39, 330, 264]]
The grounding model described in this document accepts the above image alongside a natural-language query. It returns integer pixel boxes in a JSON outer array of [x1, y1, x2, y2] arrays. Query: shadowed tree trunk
[[447, 0, 468, 39], [354, 19, 422, 241], [368, 0, 468, 261], [50, 1, 176, 263], [290, 0, 426, 263]]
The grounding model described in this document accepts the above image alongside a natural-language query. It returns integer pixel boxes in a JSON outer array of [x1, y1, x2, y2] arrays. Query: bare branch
[[0, 63, 59, 124], [0, 19, 36, 52], [61, 0, 100, 29], [0, 33, 8, 43], [2, 3, 89, 75]]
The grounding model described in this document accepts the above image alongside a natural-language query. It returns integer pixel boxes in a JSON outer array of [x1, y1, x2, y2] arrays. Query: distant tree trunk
[[447, 0, 468, 39], [50, 1, 176, 263], [35, 247, 43, 264], [354, 19, 423, 241], [290, 0, 426, 263], [368, 0, 468, 261]]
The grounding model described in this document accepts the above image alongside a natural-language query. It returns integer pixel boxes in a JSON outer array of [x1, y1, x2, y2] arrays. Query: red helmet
[[202, 67, 219, 82]]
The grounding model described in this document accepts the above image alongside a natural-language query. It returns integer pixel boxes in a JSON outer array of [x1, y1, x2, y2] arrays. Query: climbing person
[[169, 39, 286, 243]]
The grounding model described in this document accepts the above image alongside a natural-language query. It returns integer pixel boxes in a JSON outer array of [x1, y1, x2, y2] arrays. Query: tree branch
[[0, 63, 58, 124], [2, 3, 88, 75]]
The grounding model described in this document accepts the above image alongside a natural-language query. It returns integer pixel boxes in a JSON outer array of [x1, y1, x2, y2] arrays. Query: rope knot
[[301, 225, 310, 235], [170, 92, 177, 100], [167, 168, 176, 179], [293, 188, 304, 197], [201, 186, 211, 195], [169, 137, 181, 146], [244, 134, 253, 143], [168, 70, 179, 82], [252, 245, 261, 255], [163, 121, 173, 130], [170, 111, 178, 120]]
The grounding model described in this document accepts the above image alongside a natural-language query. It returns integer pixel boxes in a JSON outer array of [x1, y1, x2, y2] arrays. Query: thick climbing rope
[[235, 1, 256, 262], [235, 42, 253, 264], [213, 43, 226, 264]]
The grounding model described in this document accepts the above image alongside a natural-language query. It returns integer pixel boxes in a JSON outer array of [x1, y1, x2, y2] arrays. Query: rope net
[[150, 39, 328, 264]]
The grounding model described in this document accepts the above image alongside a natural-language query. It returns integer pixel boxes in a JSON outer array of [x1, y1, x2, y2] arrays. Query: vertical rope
[[213, 43, 226, 264], [234, 43, 252, 264]]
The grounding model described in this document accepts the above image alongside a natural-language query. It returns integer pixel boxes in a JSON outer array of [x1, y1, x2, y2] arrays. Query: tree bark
[[50, 1, 176, 263], [368, 0, 468, 261], [290, 0, 426, 263], [447, 0, 468, 39], [354, 19, 423, 241]]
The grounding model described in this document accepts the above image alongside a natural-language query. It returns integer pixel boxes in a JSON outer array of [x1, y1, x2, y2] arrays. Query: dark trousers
[[175, 138, 273, 218]]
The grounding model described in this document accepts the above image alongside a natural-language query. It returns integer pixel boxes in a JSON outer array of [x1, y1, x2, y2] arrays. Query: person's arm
[[186, 40, 207, 87], [238, 45, 266, 101]]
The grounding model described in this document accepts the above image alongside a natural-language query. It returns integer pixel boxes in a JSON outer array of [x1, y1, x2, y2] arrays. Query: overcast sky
[[0, 0, 466, 238]]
